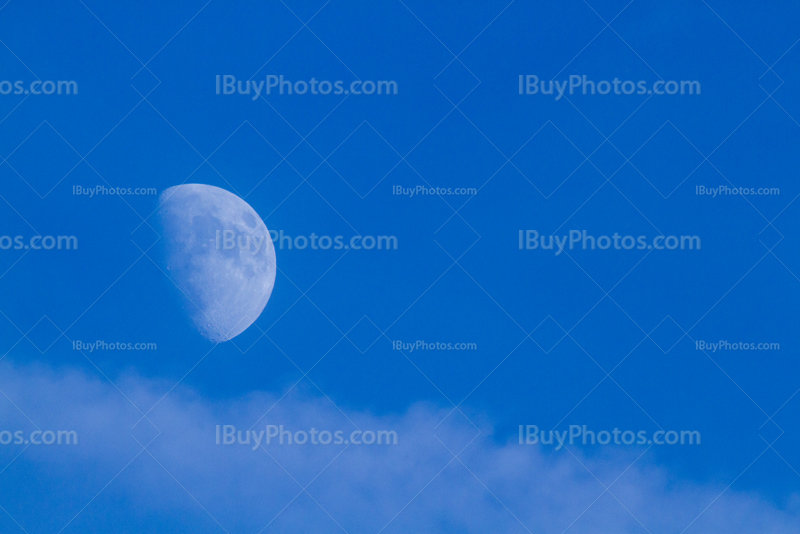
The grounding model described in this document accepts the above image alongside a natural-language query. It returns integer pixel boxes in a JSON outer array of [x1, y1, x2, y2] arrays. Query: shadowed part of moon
[[156, 184, 276, 342]]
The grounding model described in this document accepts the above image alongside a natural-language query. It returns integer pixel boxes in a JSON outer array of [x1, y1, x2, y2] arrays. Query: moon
[[155, 184, 276, 342]]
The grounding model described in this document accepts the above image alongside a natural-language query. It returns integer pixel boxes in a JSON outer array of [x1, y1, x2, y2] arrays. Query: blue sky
[[0, 0, 799, 532]]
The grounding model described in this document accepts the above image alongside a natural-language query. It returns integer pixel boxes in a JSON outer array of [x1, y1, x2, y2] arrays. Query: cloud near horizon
[[0, 361, 796, 533]]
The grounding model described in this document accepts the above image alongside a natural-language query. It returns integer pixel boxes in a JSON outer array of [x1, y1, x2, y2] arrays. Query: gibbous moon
[[156, 184, 276, 342]]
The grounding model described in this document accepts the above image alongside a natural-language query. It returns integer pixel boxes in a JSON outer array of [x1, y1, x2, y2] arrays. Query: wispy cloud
[[0, 362, 796, 533]]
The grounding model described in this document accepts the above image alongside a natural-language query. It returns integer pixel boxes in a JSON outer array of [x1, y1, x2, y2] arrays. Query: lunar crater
[[156, 184, 276, 342]]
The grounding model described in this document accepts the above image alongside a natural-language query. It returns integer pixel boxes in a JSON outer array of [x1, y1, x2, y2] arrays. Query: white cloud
[[0, 361, 796, 533]]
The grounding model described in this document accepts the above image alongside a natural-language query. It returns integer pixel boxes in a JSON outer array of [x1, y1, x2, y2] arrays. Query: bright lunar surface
[[156, 184, 276, 342]]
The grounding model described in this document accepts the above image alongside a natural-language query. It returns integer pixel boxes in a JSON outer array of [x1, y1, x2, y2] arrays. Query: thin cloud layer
[[0, 362, 796, 533]]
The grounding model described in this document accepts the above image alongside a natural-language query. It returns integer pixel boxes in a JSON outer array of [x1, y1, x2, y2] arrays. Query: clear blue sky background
[[0, 0, 798, 532]]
